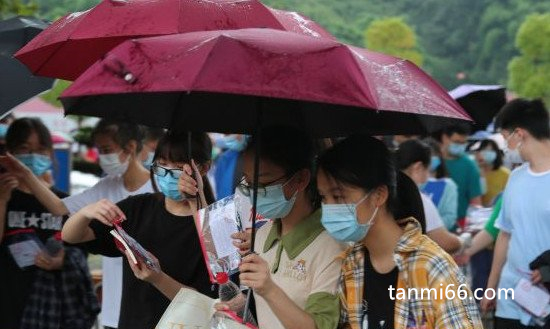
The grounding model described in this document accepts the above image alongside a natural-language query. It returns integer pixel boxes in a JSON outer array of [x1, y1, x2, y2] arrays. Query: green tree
[[41, 79, 71, 107], [37, 0, 99, 20], [508, 13, 550, 105], [0, 0, 37, 18], [364, 17, 423, 66]]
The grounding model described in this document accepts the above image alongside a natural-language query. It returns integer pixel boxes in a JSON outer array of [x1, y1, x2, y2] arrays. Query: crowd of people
[[0, 98, 549, 329]]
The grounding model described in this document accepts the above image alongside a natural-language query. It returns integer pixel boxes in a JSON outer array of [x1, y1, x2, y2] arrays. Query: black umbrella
[[0, 16, 54, 118], [449, 84, 506, 131]]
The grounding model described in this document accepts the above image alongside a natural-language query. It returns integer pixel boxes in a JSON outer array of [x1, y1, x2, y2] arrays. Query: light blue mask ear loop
[[355, 193, 379, 227]]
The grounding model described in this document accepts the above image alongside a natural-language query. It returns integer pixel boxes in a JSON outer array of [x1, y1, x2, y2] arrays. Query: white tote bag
[[156, 288, 217, 329]]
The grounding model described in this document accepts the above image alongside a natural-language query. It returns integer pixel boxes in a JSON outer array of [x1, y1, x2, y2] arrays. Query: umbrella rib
[[30, 10, 92, 79], [345, 47, 380, 110], [186, 37, 223, 91]]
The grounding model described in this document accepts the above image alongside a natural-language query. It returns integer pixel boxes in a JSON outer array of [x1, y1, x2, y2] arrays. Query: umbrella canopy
[[61, 29, 470, 137], [0, 16, 54, 118], [449, 84, 506, 131], [15, 0, 334, 81], [0, 16, 49, 55]]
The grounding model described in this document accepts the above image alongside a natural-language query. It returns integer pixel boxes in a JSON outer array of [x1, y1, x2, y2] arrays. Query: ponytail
[[395, 171, 426, 233]]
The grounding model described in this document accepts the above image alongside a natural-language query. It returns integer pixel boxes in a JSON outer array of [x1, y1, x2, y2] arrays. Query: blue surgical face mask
[[448, 142, 467, 157], [216, 135, 248, 152], [15, 154, 52, 176], [321, 194, 379, 243], [0, 124, 8, 138], [252, 177, 297, 219], [480, 150, 497, 164], [155, 171, 184, 201], [430, 156, 441, 172], [142, 152, 155, 170]]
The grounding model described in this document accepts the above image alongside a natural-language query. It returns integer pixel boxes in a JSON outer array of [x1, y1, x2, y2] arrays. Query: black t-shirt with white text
[[88, 193, 217, 329], [363, 249, 398, 329], [0, 188, 68, 329]]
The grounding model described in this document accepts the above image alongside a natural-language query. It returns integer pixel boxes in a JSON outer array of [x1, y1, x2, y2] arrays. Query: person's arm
[[464, 230, 494, 257], [35, 248, 65, 271], [480, 230, 510, 312], [469, 196, 482, 207], [486, 231, 510, 290], [469, 162, 483, 207], [62, 199, 125, 244], [438, 180, 458, 230], [149, 272, 185, 301], [0, 200, 5, 242], [61, 183, 102, 215], [0, 154, 68, 216], [263, 285, 317, 329], [0, 173, 19, 243], [427, 228, 461, 254], [464, 197, 503, 258], [423, 194, 461, 254], [239, 253, 318, 329], [483, 197, 502, 241], [124, 250, 189, 300]]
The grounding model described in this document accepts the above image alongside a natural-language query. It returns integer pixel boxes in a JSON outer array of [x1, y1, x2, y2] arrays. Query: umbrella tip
[[102, 54, 137, 84], [124, 73, 137, 84]]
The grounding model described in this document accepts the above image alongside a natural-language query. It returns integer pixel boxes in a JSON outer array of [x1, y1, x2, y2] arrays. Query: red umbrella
[[15, 0, 334, 81], [60, 30, 471, 322], [60, 28, 470, 137]]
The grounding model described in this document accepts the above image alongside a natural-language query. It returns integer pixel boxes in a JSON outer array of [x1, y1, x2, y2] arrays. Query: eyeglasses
[[152, 163, 183, 179], [237, 174, 288, 197]]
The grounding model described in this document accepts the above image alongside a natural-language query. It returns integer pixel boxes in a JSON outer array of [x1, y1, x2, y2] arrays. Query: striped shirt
[[338, 218, 482, 329]]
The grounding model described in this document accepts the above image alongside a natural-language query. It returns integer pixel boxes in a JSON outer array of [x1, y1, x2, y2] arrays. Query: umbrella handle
[[242, 100, 263, 324]]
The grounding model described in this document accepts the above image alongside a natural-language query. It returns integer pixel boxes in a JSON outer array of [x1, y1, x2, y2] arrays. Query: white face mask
[[504, 131, 524, 164], [99, 151, 129, 176]]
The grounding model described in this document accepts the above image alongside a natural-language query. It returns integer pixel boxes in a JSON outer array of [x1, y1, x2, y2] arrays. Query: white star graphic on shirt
[[26, 214, 41, 228]]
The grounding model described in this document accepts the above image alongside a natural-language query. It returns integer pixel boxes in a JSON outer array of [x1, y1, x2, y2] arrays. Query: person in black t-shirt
[[0, 118, 98, 329], [62, 131, 218, 329], [363, 249, 398, 329]]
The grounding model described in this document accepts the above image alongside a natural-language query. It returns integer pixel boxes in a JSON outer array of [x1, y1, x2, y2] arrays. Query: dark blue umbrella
[[0, 16, 54, 119], [449, 84, 506, 131]]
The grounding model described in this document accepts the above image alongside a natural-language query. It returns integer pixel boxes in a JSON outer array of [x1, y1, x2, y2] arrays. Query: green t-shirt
[[445, 155, 482, 219], [484, 196, 502, 240]]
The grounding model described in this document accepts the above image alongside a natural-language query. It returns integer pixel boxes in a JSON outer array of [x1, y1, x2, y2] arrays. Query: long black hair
[[152, 131, 215, 205], [317, 134, 426, 233], [245, 125, 319, 209]]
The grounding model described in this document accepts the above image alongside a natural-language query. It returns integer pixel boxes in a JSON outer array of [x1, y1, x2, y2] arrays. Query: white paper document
[[514, 277, 550, 317], [8, 239, 43, 268], [208, 202, 239, 259]]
